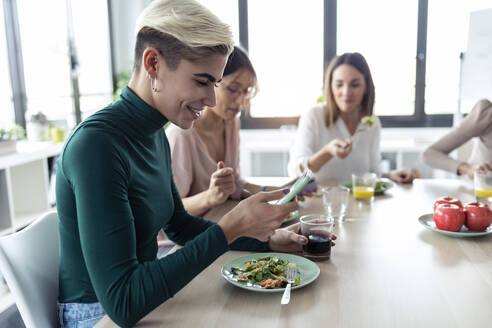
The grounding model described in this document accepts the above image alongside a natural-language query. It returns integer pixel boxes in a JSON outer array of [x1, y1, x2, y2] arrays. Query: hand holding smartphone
[[275, 170, 313, 205]]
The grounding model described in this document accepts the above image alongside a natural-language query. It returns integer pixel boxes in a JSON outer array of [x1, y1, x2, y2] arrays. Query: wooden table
[[96, 179, 492, 327]]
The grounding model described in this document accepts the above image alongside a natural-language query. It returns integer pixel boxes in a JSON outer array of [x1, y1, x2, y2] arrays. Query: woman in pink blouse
[[166, 46, 296, 216], [157, 46, 312, 252]]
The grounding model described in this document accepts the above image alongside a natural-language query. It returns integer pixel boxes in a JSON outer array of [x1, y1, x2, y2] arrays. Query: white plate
[[283, 210, 299, 224], [221, 252, 320, 293], [418, 213, 492, 237]]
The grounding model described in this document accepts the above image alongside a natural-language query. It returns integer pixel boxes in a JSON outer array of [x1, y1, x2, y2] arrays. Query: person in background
[[166, 46, 314, 216], [56, 1, 310, 327], [288, 52, 415, 183], [422, 99, 492, 178]]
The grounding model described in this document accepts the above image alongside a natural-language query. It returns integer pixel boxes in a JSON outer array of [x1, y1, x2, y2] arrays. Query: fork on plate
[[281, 264, 297, 305]]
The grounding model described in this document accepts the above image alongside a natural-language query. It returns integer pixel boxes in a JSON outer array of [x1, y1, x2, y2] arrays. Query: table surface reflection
[[96, 179, 492, 328]]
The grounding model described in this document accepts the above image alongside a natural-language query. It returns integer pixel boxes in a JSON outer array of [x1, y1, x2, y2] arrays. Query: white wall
[[109, 0, 151, 75], [239, 127, 460, 179]]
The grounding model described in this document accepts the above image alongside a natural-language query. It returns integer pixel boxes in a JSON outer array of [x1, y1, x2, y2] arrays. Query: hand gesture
[[281, 177, 318, 201], [207, 161, 236, 206], [476, 161, 492, 173], [463, 161, 492, 179], [269, 222, 337, 253], [324, 138, 352, 159], [387, 169, 415, 184], [218, 190, 299, 243]]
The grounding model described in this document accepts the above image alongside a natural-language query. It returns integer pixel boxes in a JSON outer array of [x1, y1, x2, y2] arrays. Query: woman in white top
[[289, 52, 414, 183]]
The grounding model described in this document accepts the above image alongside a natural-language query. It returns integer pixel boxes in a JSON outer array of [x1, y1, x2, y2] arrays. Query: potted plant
[[26, 111, 49, 141], [0, 125, 26, 155]]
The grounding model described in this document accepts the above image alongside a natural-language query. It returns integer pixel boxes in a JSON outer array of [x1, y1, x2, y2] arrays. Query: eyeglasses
[[218, 83, 256, 100]]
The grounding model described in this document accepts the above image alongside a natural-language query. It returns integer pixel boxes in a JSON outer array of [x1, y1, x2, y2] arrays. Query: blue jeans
[[58, 302, 105, 328]]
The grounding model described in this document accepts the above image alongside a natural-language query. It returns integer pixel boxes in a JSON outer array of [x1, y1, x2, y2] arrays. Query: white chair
[[0, 211, 59, 328]]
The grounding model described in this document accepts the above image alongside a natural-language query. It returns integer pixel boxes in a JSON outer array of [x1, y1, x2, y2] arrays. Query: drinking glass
[[474, 170, 492, 206], [300, 214, 334, 261], [322, 186, 349, 222], [352, 173, 377, 202]]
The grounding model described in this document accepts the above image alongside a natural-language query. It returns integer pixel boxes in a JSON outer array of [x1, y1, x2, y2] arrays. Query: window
[[239, 0, 492, 128], [337, 0, 418, 117], [12, 0, 113, 128], [247, 0, 324, 118], [0, 3, 14, 128], [16, 0, 73, 123], [426, 0, 492, 115], [71, 0, 113, 119], [4, 1, 491, 129], [196, 0, 239, 46]]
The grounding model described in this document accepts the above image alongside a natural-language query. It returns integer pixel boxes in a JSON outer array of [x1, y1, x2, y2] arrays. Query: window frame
[[3, 0, 27, 128], [0, 0, 464, 128], [239, 0, 453, 129], [3, 0, 114, 129]]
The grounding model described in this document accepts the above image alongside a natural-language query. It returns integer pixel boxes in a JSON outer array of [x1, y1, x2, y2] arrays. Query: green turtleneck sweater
[[56, 87, 268, 327]]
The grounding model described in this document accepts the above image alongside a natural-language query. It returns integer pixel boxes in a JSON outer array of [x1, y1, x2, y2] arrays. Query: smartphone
[[275, 169, 313, 205]]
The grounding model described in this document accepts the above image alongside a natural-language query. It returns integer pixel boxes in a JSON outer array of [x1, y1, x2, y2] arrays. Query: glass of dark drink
[[300, 214, 334, 261]]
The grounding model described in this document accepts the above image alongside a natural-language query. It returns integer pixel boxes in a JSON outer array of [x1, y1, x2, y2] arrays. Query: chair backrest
[[0, 211, 59, 328]]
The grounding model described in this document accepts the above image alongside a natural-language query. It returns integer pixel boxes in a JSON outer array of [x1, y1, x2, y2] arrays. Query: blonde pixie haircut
[[133, 0, 234, 71]]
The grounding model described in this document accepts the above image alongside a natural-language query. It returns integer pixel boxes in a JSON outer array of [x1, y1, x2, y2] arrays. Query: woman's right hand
[[324, 138, 352, 159], [304, 139, 353, 173], [207, 161, 236, 206], [458, 161, 492, 178], [476, 161, 492, 173], [218, 190, 299, 243]]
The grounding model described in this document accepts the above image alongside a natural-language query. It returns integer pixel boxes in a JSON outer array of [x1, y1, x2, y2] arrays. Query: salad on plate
[[230, 256, 300, 289]]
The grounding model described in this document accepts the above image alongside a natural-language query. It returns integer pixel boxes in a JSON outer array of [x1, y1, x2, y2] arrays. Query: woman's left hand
[[387, 169, 415, 184], [268, 222, 337, 253]]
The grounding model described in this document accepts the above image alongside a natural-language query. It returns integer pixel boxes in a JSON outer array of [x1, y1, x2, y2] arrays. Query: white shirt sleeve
[[288, 106, 321, 177]]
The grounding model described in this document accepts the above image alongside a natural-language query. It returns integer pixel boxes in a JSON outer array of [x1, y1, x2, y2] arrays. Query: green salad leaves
[[230, 256, 300, 289]]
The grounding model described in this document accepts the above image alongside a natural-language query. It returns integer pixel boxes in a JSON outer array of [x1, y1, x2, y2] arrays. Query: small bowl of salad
[[339, 177, 394, 195]]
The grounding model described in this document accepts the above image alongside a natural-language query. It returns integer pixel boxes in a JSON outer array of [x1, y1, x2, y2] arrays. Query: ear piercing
[[146, 71, 158, 93], [151, 76, 158, 92]]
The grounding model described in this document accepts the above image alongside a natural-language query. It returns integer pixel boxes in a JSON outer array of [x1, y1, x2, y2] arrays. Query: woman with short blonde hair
[[57, 1, 304, 327], [133, 0, 233, 71]]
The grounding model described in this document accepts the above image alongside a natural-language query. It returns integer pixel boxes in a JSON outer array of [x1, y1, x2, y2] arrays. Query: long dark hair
[[224, 46, 256, 78], [223, 46, 258, 112]]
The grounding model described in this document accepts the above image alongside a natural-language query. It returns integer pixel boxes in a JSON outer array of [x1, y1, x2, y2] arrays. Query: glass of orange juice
[[352, 173, 377, 202], [474, 170, 492, 206]]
